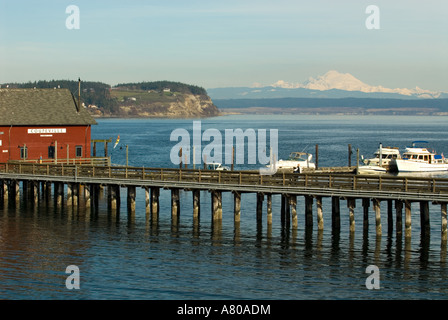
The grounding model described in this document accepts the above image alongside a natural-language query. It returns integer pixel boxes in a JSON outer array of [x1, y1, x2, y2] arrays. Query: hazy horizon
[[0, 1, 447, 91]]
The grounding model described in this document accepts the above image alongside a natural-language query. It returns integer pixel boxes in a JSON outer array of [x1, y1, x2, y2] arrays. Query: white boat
[[357, 164, 387, 174], [205, 162, 230, 171], [390, 141, 448, 172], [362, 144, 401, 171], [272, 152, 315, 173]]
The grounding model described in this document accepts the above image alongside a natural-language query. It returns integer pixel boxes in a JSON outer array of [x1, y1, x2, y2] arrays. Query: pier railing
[[1, 162, 448, 196]]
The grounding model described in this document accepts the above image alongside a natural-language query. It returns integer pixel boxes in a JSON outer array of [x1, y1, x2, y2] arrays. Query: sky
[[0, 0, 447, 91]]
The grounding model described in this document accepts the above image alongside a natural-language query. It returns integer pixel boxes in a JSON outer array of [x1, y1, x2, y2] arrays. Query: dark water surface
[[1, 115, 448, 300]]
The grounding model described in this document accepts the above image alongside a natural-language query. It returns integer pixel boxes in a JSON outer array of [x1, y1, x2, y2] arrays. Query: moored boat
[[272, 152, 315, 173], [362, 143, 401, 171], [390, 141, 448, 172]]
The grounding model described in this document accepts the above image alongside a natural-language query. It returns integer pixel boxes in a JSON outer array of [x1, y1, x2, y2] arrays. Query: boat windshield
[[288, 152, 309, 161]]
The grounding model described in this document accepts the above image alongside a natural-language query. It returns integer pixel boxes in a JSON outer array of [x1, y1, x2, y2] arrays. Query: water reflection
[[1, 187, 448, 300]]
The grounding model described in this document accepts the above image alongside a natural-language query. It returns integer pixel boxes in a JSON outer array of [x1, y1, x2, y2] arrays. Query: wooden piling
[[234, 192, 241, 223], [332, 196, 340, 230], [85, 184, 91, 208], [387, 199, 393, 234], [290, 195, 297, 229], [441, 203, 447, 241], [362, 198, 370, 231], [193, 189, 200, 221], [55, 182, 63, 208], [14, 180, 20, 204], [73, 183, 79, 207], [281, 194, 286, 227], [347, 198, 356, 233], [144, 187, 150, 215], [405, 200, 412, 238], [420, 201, 430, 234], [3, 180, 8, 201], [395, 200, 403, 236], [67, 183, 73, 206], [32, 181, 38, 205], [256, 193, 264, 226], [372, 198, 382, 235], [316, 196, 324, 230], [171, 188, 180, 221], [109, 185, 119, 210], [127, 186, 136, 213], [266, 194, 272, 225], [151, 187, 159, 222], [305, 196, 313, 227], [211, 190, 222, 222]]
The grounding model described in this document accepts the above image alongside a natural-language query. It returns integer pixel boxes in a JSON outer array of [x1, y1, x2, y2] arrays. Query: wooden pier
[[1, 162, 448, 241]]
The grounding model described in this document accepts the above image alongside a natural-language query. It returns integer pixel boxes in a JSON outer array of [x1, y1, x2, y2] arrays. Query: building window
[[75, 145, 83, 157], [20, 146, 28, 159]]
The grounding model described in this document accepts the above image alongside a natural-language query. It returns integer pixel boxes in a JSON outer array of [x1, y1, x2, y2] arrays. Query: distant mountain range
[[207, 70, 448, 100]]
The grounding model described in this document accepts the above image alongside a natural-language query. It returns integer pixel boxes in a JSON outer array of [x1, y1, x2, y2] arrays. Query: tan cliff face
[[166, 94, 220, 118], [91, 93, 221, 118]]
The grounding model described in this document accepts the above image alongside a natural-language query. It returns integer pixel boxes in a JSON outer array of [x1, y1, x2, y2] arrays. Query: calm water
[[1, 115, 448, 300]]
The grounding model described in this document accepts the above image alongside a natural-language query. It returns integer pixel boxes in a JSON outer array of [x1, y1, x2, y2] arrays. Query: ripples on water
[[1, 115, 448, 300], [1, 191, 447, 300]]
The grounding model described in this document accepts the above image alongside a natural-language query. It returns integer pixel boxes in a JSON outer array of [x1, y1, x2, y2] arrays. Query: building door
[[48, 146, 55, 159]]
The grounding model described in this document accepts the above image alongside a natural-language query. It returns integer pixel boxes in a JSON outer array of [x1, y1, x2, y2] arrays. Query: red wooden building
[[0, 88, 97, 163]]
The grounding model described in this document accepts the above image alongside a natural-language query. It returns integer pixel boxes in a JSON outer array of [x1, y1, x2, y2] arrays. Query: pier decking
[[1, 162, 447, 240]]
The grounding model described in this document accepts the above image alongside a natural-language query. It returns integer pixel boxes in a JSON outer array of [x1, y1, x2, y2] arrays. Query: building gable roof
[[0, 88, 97, 126]]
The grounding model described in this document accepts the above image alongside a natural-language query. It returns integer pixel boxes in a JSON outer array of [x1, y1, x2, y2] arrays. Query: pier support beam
[[305, 196, 313, 228], [211, 190, 222, 221], [72, 183, 79, 207], [85, 184, 91, 208], [151, 187, 159, 222], [362, 198, 370, 231], [256, 193, 264, 227], [316, 196, 324, 231], [108, 185, 120, 211], [395, 200, 403, 236], [32, 181, 39, 206], [281, 194, 286, 228], [234, 192, 241, 223], [420, 201, 430, 235], [266, 194, 272, 226], [193, 189, 200, 222], [144, 187, 150, 216], [3, 180, 8, 202], [332, 196, 340, 230], [171, 188, 180, 222], [127, 186, 136, 213], [441, 203, 447, 241], [290, 195, 297, 229], [372, 198, 382, 236], [347, 198, 356, 233], [405, 201, 412, 238], [67, 183, 73, 206], [14, 180, 20, 205], [55, 182, 63, 208], [387, 200, 393, 234]]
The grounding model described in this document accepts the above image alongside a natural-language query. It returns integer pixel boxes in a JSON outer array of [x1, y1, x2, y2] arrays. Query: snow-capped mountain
[[208, 70, 445, 100], [271, 70, 442, 98]]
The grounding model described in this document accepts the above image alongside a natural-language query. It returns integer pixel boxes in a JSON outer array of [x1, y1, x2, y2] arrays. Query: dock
[[1, 162, 447, 241]]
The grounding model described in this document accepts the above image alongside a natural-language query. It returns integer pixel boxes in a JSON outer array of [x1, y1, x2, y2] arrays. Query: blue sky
[[0, 0, 447, 91]]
